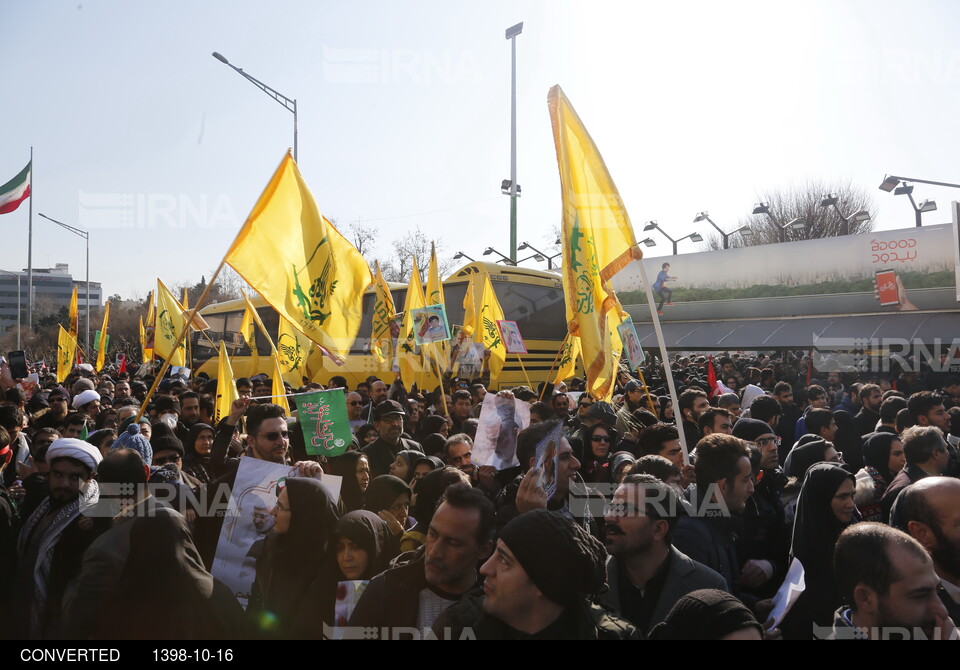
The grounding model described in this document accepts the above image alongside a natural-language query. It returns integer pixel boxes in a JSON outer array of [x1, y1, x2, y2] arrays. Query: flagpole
[[633, 257, 689, 462], [516, 353, 532, 389], [26, 147, 33, 333], [135, 258, 227, 421], [538, 332, 570, 401]]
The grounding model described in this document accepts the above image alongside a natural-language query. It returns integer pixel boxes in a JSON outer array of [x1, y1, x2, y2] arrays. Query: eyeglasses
[[261, 430, 290, 441], [756, 436, 781, 447], [591, 435, 611, 443], [348, 401, 362, 406], [153, 454, 182, 466]]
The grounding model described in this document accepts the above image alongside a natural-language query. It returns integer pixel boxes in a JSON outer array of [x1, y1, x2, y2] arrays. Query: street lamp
[[453, 251, 476, 263], [880, 179, 939, 228], [781, 217, 806, 242], [819, 194, 871, 235], [0, 270, 21, 349], [505, 22, 523, 263], [643, 221, 701, 255], [212, 52, 298, 162], [38, 213, 90, 354], [518, 241, 560, 269], [483, 247, 517, 266], [693, 211, 753, 249]]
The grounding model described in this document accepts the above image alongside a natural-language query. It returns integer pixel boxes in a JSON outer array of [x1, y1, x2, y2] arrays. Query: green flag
[[296, 389, 352, 458]]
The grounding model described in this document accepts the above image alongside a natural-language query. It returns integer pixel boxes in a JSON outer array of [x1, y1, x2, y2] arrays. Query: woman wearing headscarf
[[649, 589, 763, 640], [611, 452, 637, 485], [781, 436, 842, 525], [363, 475, 413, 542], [577, 423, 616, 484], [854, 432, 905, 522], [325, 510, 397, 629], [657, 396, 674, 424], [416, 416, 450, 445], [832, 410, 864, 472], [400, 466, 469, 553], [95, 511, 243, 639], [387, 449, 424, 484], [181, 422, 216, 485], [780, 462, 859, 640], [248, 478, 339, 639], [328, 451, 371, 514]]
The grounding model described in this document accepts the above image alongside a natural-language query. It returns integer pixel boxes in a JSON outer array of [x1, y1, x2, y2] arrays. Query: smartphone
[[876, 269, 900, 307], [7, 350, 28, 379]]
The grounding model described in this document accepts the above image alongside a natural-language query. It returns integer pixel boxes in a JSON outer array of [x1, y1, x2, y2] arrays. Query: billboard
[[613, 223, 956, 315]]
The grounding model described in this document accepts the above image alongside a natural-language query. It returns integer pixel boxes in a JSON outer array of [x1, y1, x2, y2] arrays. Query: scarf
[[17, 480, 99, 637]]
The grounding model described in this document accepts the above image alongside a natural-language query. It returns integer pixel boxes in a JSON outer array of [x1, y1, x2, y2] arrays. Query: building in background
[[0, 264, 102, 334]]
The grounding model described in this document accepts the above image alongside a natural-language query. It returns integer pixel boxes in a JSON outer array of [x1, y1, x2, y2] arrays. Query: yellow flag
[[224, 152, 373, 361], [95, 302, 110, 372], [146, 290, 155, 327], [277, 316, 313, 388], [425, 243, 449, 376], [461, 274, 477, 338], [554, 335, 581, 384], [182, 287, 189, 311], [239, 297, 260, 375], [475, 275, 506, 381], [370, 261, 396, 370], [549, 85, 638, 400], [57, 325, 76, 383], [139, 317, 149, 363], [155, 279, 186, 366], [214, 340, 238, 424], [398, 257, 426, 390], [271, 352, 291, 414], [68, 286, 78, 339]]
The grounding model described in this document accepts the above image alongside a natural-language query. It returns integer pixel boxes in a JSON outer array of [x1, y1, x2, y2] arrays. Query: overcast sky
[[2, 0, 958, 299]]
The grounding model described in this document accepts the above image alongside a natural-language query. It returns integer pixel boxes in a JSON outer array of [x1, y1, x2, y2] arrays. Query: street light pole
[[505, 22, 523, 263], [212, 52, 298, 161], [38, 214, 91, 354]]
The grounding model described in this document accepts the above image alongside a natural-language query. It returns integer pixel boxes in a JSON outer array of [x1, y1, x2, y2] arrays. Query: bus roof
[[200, 261, 561, 315]]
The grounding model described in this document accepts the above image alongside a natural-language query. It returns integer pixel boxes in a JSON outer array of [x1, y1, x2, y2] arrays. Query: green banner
[[93, 331, 110, 351], [297, 389, 352, 457]]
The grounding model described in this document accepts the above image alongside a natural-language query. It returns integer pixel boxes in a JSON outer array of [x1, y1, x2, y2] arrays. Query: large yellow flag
[[370, 261, 396, 370], [398, 257, 426, 390], [548, 85, 639, 400], [68, 286, 78, 339], [95, 301, 110, 371], [155, 279, 186, 366], [224, 152, 373, 361], [277, 316, 313, 388], [554, 335, 581, 384], [271, 353, 291, 414], [475, 275, 506, 381], [139, 317, 149, 363], [425, 243, 449, 376], [214, 341, 238, 424], [461, 274, 477, 338], [56, 325, 76, 383]]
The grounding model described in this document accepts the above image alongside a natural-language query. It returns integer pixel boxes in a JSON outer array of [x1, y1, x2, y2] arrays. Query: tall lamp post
[[819, 194, 870, 235], [453, 251, 477, 263], [212, 52, 298, 161], [504, 22, 523, 263], [483, 247, 518, 266], [38, 213, 90, 354], [878, 176, 944, 227], [643, 221, 702, 255], [693, 211, 753, 249], [518, 242, 560, 269], [0, 270, 21, 349]]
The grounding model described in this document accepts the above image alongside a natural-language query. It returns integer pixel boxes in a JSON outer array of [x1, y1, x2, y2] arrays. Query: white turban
[[47, 438, 103, 474], [72, 389, 100, 410]]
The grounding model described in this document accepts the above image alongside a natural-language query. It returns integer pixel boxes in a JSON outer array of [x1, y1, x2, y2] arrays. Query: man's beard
[[931, 526, 960, 584]]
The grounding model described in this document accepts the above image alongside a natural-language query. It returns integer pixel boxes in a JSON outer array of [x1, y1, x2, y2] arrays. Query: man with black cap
[[732, 418, 788, 598], [433, 509, 640, 640], [33, 387, 70, 432], [362, 399, 424, 478], [615, 380, 646, 437]]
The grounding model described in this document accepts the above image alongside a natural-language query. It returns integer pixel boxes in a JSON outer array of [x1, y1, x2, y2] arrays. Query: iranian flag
[[0, 162, 31, 215]]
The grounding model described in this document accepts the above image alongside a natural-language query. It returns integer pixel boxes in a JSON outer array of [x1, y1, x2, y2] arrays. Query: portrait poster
[[412, 304, 451, 345], [496, 320, 527, 355], [617, 320, 646, 369], [472, 394, 530, 470]]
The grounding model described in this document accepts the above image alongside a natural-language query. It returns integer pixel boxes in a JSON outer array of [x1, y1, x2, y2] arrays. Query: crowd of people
[[3, 348, 960, 640]]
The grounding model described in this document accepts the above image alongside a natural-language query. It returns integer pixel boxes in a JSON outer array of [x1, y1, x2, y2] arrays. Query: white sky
[[2, 0, 959, 299]]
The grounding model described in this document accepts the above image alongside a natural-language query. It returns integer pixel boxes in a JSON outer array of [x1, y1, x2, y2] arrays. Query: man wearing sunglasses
[[346, 392, 365, 433], [732, 418, 789, 600]]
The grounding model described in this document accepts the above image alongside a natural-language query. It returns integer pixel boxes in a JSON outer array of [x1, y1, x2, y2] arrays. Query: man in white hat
[[13, 438, 102, 639], [71, 389, 101, 425]]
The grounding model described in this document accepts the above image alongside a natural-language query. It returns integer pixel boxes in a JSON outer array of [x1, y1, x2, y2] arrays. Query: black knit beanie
[[648, 589, 763, 640], [498, 509, 607, 607]]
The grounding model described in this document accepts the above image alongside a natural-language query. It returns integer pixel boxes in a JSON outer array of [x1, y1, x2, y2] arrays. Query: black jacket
[[362, 437, 422, 479], [432, 592, 641, 640]]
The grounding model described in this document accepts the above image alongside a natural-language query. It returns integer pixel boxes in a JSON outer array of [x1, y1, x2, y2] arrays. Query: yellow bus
[[192, 261, 573, 389]]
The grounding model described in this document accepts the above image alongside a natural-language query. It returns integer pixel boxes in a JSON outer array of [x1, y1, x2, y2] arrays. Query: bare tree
[[702, 179, 876, 250], [377, 231, 456, 284], [346, 219, 378, 258]]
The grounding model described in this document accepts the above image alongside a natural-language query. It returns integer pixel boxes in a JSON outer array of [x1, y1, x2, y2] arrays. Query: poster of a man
[[496, 320, 527, 354], [617, 320, 645, 370], [413, 304, 451, 344]]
